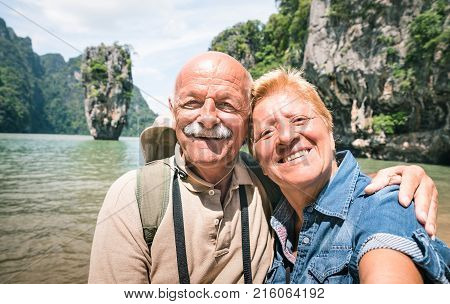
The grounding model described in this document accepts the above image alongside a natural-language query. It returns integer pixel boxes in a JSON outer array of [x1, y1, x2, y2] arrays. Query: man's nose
[[198, 99, 219, 129]]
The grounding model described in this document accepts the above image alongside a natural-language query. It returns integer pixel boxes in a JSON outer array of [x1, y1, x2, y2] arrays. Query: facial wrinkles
[[176, 77, 247, 114], [254, 97, 318, 160]]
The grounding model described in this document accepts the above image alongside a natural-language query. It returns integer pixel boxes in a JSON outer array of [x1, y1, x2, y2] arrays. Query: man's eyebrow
[[179, 89, 204, 98], [215, 91, 238, 99]]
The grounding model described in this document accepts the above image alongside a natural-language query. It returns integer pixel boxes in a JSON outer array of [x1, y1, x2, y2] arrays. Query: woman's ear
[[328, 131, 337, 161], [329, 132, 336, 151]]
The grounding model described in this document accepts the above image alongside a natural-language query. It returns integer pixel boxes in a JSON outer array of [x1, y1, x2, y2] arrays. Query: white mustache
[[183, 122, 232, 139]]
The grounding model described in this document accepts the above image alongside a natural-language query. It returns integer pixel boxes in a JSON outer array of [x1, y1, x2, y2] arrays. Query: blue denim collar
[[313, 150, 360, 220], [272, 150, 360, 222]]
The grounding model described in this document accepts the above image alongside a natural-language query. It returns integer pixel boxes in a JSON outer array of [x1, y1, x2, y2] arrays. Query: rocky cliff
[[303, 0, 449, 164], [81, 44, 133, 140], [210, 0, 449, 164]]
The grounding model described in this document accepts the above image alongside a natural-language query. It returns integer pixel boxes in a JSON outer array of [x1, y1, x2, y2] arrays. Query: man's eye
[[217, 102, 236, 112], [182, 100, 202, 109]]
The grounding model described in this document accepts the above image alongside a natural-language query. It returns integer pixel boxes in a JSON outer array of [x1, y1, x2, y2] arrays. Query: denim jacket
[[266, 151, 450, 284]]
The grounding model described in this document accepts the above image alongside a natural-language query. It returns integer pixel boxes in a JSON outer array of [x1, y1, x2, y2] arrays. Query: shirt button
[[302, 237, 310, 244], [306, 206, 314, 213], [208, 189, 215, 196]]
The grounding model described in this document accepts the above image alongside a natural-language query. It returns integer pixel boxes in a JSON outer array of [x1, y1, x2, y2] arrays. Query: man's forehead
[[177, 74, 243, 96], [177, 59, 246, 89]]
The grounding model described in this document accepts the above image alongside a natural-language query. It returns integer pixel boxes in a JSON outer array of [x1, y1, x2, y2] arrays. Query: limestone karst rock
[[209, 0, 449, 164], [303, 0, 449, 164], [81, 43, 133, 140]]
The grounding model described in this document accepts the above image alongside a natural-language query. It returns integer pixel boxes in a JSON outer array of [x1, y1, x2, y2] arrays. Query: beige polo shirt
[[88, 146, 274, 283]]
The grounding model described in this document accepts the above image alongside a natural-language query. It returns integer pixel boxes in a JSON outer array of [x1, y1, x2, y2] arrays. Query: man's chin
[[186, 152, 228, 167], [185, 148, 236, 169]]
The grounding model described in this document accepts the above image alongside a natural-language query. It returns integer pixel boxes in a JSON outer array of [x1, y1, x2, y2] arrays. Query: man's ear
[[169, 96, 174, 113], [169, 96, 176, 128]]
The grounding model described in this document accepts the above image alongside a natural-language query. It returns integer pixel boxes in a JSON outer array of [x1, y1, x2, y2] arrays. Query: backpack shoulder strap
[[136, 158, 172, 249], [239, 151, 283, 209]]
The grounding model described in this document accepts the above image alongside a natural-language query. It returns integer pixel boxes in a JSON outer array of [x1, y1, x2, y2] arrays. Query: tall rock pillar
[[81, 43, 133, 140]]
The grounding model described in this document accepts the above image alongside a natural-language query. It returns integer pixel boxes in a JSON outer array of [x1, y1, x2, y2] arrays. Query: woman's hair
[[248, 67, 333, 155], [252, 67, 333, 129]]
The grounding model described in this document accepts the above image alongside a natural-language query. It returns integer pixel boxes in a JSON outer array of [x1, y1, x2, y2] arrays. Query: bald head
[[174, 51, 253, 104]]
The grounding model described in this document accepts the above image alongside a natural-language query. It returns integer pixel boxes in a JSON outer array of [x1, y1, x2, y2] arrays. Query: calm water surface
[[0, 134, 139, 283], [0, 133, 448, 283]]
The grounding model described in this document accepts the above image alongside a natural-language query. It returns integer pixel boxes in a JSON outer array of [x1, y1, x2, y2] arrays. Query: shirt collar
[[272, 150, 360, 222], [174, 144, 253, 193], [312, 150, 360, 220]]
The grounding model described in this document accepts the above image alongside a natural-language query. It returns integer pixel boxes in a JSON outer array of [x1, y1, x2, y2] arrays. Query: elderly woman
[[250, 68, 449, 283]]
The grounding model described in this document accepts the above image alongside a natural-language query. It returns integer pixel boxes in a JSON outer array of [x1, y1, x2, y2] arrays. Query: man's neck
[[189, 160, 236, 205], [188, 156, 237, 184]]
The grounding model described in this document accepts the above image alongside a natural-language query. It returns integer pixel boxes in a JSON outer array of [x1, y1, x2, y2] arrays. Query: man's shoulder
[[102, 169, 138, 211]]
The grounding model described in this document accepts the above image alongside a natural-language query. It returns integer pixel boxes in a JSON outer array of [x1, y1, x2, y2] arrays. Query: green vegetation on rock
[[210, 0, 311, 78], [373, 112, 408, 135], [328, 0, 386, 25], [391, 0, 449, 96]]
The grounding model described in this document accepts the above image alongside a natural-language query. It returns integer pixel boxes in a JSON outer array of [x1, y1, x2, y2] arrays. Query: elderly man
[[88, 51, 438, 283]]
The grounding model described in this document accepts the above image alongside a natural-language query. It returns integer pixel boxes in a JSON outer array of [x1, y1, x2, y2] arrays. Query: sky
[[0, 0, 277, 115]]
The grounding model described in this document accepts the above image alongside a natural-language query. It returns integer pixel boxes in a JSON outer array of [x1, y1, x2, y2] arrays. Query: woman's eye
[[258, 129, 273, 140], [292, 116, 309, 125]]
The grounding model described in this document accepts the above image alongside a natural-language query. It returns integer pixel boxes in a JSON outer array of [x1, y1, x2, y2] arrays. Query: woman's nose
[[276, 123, 297, 153], [278, 121, 296, 145]]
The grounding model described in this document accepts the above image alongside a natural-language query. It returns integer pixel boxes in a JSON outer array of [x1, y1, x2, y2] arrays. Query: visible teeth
[[284, 150, 309, 163]]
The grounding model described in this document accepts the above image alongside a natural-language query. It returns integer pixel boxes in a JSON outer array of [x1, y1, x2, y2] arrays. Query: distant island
[[0, 18, 157, 137]]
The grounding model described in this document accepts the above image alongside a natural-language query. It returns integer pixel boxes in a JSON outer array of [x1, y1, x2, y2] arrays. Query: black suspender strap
[[285, 265, 291, 284], [171, 166, 252, 284], [172, 169, 190, 284], [239, 185, 253, 284]]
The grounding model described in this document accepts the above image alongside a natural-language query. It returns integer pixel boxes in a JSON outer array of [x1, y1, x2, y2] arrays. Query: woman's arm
[[359, 248, 423, 283]]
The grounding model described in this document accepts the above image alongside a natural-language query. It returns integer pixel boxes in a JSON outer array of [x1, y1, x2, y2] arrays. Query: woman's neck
[[281, 185, 319, 218], [281, 160, 338, 219]]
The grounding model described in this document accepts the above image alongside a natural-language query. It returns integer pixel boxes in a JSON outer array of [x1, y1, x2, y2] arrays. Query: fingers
[[424, 188, 438, 239], [365, 168, 395, 195], [411, 175, 434, 224], [398, 165, 424, 207], [387, 175, 402, 186]]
